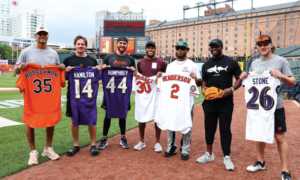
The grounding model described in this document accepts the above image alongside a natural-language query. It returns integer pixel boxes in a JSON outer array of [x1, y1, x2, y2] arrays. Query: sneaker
[[90, 146, 99, 156], [246, 161, 266, 172], [134, 141, 146, 150], [181, 153, 189, 160], [120, 136, 130, 149], [282, 171, 292, 180], [224, 156, 234, 171], [164, 146, 177, 157], [196, 152, 215, 164], [98, 137, 108, 150], [42, 147, 59, 160], [154, 143, 163, 152], [28, 150, 39, 165]]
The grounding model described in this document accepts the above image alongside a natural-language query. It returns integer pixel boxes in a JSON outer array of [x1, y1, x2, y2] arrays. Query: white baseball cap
[[35, 26, 48, 34]]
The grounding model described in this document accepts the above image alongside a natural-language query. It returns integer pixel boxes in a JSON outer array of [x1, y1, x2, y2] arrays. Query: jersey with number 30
[[242, 71, 280, 143], [15, 63, 65, 128], [155, 73, 200, 134], [132, 73, 158, 122], [66, 67, 101, 126]]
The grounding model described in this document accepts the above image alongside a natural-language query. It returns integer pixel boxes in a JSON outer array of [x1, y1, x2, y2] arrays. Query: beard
[[211, 50, 222, 57], [117, 46, 127, 52], [176, 51, 187, 59], [146, 51, 155, 58]]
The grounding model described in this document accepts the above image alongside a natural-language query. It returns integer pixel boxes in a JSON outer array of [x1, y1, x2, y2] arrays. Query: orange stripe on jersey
[[15, 63, 65, 128]]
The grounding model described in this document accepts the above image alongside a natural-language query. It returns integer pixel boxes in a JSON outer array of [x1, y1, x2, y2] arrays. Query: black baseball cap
[[209, 39, 223, 46], [256, 35, 272, 44], [145, 41, 156, 48], [117, 37, 128, 43]]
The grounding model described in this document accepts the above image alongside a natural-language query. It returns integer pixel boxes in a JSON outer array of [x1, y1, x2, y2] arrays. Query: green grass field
[[0, 77, 204, 178]]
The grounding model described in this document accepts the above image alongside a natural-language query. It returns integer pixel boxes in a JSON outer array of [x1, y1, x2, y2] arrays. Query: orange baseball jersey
[[15, 63, 65, 128]]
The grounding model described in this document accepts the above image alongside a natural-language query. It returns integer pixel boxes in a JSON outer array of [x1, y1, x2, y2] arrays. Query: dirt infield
[[4, 87, 300, 180]]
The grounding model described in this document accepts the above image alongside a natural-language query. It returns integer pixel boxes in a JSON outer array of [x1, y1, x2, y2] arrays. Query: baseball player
[[196, 39, 242, 171], [240, 35, 295, 180], [14, 26, 65, 165]]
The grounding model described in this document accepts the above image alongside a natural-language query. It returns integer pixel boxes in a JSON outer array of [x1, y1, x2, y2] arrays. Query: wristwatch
[[231, 87, 235, 92]]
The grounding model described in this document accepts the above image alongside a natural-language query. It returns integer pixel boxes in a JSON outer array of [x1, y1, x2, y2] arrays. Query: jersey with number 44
[[132, 73, 158, 122], [242, 71, 280, 143], [66, 67, 101, 126], [15, 63, 65, 128], [102, 67, 133, 119], [155, 73, 200, 134]]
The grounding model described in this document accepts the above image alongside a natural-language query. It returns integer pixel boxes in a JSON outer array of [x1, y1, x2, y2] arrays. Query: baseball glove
[[204, 87, 224, 100]]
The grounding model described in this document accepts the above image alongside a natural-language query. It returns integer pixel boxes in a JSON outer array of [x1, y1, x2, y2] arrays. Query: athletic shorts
[[274, 108, 286, 134], [66, 90, 72, 117]]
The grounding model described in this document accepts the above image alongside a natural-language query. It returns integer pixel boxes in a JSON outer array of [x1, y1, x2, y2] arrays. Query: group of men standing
[[14, 26, 295, 180]]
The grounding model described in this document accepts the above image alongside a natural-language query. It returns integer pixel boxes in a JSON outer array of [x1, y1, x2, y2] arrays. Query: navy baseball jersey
[[102, 67, 133, 119], [66, 67, 101, 126]]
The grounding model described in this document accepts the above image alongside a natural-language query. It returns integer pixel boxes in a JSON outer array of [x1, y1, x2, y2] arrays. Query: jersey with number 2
[[242, 71, 280, 143]]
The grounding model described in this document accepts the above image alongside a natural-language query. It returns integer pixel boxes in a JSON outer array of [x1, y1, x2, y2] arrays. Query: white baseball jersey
[[155, 73, 200, 134], [242, 71, 280, 143], [132, 73, 158, 122], [166, 59, 201, 79]]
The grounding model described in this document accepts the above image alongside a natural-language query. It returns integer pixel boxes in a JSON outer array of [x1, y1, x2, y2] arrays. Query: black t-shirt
[[103, 52, 136, 68], [202, 55, 241, 99]]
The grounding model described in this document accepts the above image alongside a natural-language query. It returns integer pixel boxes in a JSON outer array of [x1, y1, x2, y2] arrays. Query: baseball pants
[[167, 106, 194, 154]]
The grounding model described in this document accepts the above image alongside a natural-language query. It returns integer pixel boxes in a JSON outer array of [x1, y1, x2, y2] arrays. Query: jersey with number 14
[[132, 73, 158, 122], [242, 71, 280, 143], [15, 63, 65, 128], [66, 67, 101, 126]]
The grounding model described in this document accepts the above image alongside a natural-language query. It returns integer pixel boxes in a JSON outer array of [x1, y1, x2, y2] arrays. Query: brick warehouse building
[[146, 1, 300, 61]]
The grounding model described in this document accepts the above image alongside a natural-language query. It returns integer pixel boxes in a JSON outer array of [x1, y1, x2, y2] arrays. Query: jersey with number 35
[[102, 67, 133, 119], [242, 71, 280, 143], [15, 63, 65, 128], [66, 67, 101, 126], [155, 73, 200, 134], [132, 73, 158, 123]]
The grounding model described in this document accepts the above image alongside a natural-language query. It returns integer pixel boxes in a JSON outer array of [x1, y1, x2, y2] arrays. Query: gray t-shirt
[[250, 55, 293, 109], [15, 45, 60, 66]]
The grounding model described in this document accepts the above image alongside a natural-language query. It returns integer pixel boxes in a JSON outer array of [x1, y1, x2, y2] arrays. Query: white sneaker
[[42, 147, 60, 160], [28, 150, 39, 165], [224, 156, 234, 171], [154, 143, 163, 152], [246, 161, 266, 172], [196, 152, 215, 164], [134, 141, 146, 150]]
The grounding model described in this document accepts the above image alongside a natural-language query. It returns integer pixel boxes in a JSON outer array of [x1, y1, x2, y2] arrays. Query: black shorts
[[66, 90, 72, 117], [274, 108, 286, 134]]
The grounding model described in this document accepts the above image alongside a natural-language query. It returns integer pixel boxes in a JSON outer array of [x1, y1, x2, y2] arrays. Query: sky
[[4, 0, 298, 47]]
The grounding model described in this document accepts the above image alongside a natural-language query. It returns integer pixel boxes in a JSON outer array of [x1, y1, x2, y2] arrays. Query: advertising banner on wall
[[113, 37, 135, 54], [100, 37, 112, 54], [135, 37, 149, 54]]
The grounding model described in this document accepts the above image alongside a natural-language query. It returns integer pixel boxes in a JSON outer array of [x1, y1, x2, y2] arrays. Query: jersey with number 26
[[242, 71, 280, 143]]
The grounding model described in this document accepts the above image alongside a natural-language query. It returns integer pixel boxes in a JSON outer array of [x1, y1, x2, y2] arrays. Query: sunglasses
[[37, 33, 48, 36], [257, 36, 270, 42], [176, 47, 187, 51]]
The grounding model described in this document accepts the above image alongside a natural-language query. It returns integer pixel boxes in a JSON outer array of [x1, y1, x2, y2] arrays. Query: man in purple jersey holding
[[133, 41, 167, 152], [64, 35, 101, 156]]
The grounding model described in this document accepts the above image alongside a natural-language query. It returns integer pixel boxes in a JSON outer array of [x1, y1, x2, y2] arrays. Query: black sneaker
[[120, 136, 130, 149], [164, 146, 177, 157], [90, 146, 99, 156], [282, 171, 291, 180], [98, 137, 108, 150], [181, 153, 189, 160]]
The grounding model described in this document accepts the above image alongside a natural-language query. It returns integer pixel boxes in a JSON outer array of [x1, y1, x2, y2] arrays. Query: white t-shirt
[[155, 73, 200, 134], [132, 73, 158, 122], [242, 71, 280, 143], [166, 59, 201, 79]]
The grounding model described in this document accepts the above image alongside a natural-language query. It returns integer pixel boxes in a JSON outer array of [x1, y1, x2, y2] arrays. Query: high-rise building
[[0, 0, 10, 36], [95, 10, 106, 36], [11, 9, 45, 39], [88, 38, 95, 48]]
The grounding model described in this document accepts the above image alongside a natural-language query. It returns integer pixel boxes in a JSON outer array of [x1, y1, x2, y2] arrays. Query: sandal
[[90, 146, 99, 156], [66, 146, 80, 157]]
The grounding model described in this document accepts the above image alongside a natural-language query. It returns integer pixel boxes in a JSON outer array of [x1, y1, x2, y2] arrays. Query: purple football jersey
[[102, 67, 133, 119], [66, 67, 101, 126]]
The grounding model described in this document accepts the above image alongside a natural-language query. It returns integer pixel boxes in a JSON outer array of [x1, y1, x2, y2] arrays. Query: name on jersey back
[[74, 72, 95, 78], [108, 70, 128, 76], [252, 78, 269, 85], [162, 75, 191, 84], [25, 69, 58, 79], [135, 74, 154, 83]]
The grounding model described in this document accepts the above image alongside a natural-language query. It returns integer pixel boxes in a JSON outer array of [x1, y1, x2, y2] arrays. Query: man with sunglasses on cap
[[157, 41, 201, 160], [98, 37, 136, 150], [14, 26, 66, 165], [240, 35, 295, 180], [196, 39, 242, 171], [134, 41, 167, 152]]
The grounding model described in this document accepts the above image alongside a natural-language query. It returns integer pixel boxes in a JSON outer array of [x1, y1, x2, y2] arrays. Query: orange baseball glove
[[204, 87, 224, 100]]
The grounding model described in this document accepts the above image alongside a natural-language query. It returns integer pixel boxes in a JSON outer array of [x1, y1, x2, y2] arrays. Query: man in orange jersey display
[[14, 26, 66, 165]]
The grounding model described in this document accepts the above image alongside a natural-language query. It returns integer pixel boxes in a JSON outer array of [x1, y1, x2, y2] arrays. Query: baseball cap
[[117, 37, 128, 43], [209, 39, 223, 46], [35, 26, 48, 34], [145, 41, 156, 48], [256, 35, 272, 44], [175, 41, 189, 49]]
